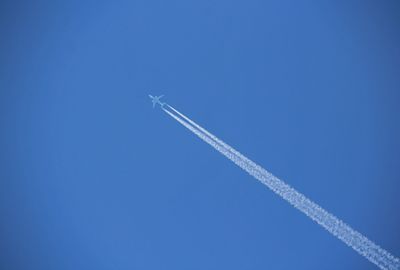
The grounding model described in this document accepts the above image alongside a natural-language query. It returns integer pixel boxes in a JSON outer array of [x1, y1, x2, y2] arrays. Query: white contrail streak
[[162, 105, 400, 270], [166, 104, 263, 168]]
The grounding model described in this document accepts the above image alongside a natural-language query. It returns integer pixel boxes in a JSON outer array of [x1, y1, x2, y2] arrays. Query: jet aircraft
[[149, 95, 166, 108]]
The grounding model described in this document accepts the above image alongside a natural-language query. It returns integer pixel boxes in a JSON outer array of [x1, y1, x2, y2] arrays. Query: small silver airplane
[[148, 94, 166, 108]]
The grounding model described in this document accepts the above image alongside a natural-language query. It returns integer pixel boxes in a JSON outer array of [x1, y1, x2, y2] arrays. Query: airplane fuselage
[[149, 94, 165, 108]]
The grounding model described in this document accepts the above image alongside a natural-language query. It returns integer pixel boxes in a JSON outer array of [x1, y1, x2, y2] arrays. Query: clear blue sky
[[1, 1, 399, 269]]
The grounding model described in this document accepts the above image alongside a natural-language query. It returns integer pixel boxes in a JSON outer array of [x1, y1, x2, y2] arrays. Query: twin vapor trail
[[160, 103, 399, 270]]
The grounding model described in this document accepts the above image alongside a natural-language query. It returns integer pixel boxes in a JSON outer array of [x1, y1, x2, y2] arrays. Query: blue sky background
[[1, 1, 399, 269]]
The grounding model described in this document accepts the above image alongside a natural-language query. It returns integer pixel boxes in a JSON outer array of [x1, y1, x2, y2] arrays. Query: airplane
[[148, 94, 166, 108]]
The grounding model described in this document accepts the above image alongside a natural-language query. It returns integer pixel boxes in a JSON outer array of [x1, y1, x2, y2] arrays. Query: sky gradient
[[1, 1, 400, 269]]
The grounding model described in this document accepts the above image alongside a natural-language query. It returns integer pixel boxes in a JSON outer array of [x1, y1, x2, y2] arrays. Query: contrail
[[166, 105, 245, 158], [162, 105, 399, 270]]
